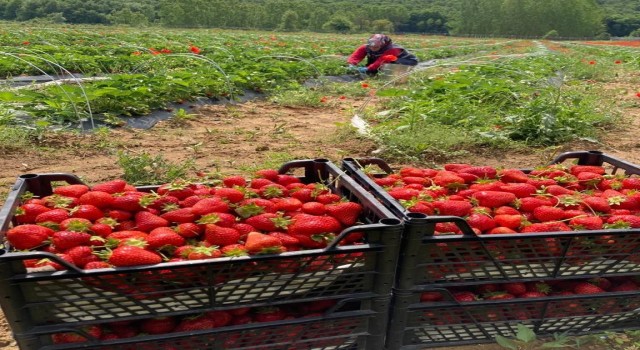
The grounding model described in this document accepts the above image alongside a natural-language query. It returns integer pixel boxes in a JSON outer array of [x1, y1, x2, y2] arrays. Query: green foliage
[[542, 30, 560, 39], [278, 10, 300, 32], [496, 324, 595, 349], [371, 19, 394, 33], [116, 150, 196, 185], [322, 15, 355, 33]]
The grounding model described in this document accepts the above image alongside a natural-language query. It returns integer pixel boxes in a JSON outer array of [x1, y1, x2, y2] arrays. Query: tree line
[[0, 0, 639, 38]]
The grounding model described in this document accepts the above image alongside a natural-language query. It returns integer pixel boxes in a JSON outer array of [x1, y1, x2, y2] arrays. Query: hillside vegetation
[[0, 0, 639, 37]]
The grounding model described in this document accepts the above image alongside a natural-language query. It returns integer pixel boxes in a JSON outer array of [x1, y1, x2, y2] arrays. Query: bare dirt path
[[1, 84, 639, 349]]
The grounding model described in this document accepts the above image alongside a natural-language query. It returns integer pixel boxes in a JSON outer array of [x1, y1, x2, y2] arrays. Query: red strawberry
[[433, 200, 473, 217], [235, 198, 276, 217], [471, 191, 516, 208], [91, 179, 127, 194], [494, 206, 520, 215], [222, 175, 247, 188], [452, 291, 476, 302], [387, 187, 420, 200], [493, 214, 524, 229], [157, 181, 195, 200], [78, 191, 114, 209], [6, 224, 54, 250], [244, 231, 284, 254], [220, 244, 249, 257], [521, 221, 571, 233], [174, 222, 202, 238], [186, 246, 222, 260], [191, 197, 230, 215], [53, 184, 90, 198], [253, 307, 287, 322], [272, 197, 303, 212], [204, 224, 242, 246], [499, 168, 530, 183], [532, 206, 566, 222], [324, 201, 362, 226], [581, 196, 611, 213], [255, 169, 280, 181], [70, 204, 104, 221], [146, 227, 185, 250], [35, 208, 69, 224], [433, 171, 466, 188], [59, 218, 92, 232], [517, 196, 554, 212], [108, 246, 162, 267], [606, 215, 640, 228], [444, 163, 471, 172], [466, 213, 496, 232], [519, 291, 546, 298], [287, 214, 342, 237], [503, 282, 527, 296], [160, 207, 196, 223], [622, 177, 640, 190], [175, 315, 217, 332], [257, 184, 288, 199], [245, 213, 290, 232], [51, 231, 91, 251], [111, 194, 144, 212], [458, 166, 497, 179], [420, 291, 444, 302], [205, 310, 233, 327], [486, 226, 517, 234], [316, 193, 341, 204], [140, 316, 176, 335], [301, 201, 326, 215], [213, 187, 246, 203], [499, 183, 537, 198], [66, 245, 99, 268], [135, 211, 169, 232], [485, 292, 515, 300], [89, 223, 113, 237], [570, 165, 606, 176], [52, 325, 102, 344], [105, 209, 132, 222], [569, 215, 603, 230], [610, 281, 639, 292], [15, 203, 51, 224], [268, 232, 300, 247], [42, 194, 78, 209], [573, 282, 605, 295]]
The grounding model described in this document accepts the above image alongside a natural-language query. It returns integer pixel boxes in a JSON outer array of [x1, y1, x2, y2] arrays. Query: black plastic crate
[[15, 295, 391, 350], [0, 159, 402, 349], [385, 287, 640, 349], [342, 151, 640, 288]]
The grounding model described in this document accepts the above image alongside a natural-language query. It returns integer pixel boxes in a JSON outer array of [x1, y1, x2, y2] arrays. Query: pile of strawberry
[[419, 276, 640, 321], [5, 168, 365, 270], [52, 299, 340, 345], [373, 162, 640, 234]]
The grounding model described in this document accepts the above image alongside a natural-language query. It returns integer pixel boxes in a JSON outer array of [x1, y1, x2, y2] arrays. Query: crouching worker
[[347, 34, 418, 75]]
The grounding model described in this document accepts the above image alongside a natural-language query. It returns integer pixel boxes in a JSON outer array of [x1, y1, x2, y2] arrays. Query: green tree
[[278, 10, 300, 31], [307, 8, 330, 31], [371, 19, 394, 33], [322, 15, 355, 33], [108, 8, 148, 26]]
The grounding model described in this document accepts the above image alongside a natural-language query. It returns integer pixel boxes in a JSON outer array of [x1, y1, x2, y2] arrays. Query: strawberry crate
[[12, 295, 390, 350], [385, 285, 640, 349], [0, 159, 403, 350], [342, 150, 640, 288]]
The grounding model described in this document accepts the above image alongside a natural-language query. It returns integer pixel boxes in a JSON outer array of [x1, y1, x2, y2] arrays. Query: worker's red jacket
[[347, 43, 418, 72]]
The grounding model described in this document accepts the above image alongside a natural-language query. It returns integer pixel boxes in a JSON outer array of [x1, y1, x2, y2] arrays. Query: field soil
[[0, 84, 639, 349]]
